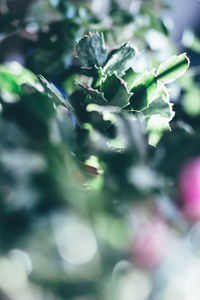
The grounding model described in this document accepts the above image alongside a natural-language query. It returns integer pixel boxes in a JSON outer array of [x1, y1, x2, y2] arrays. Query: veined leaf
[[101, 72, 132, 108], [76, 82, 107, 105], [156, 53, 190, 84], [127, 54, 189, 111], [103, 42, 137, 76], [128, 69, 165, 111], [76, 32, 107, 67]]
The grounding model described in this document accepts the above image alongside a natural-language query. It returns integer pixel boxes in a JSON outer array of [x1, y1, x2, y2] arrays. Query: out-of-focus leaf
[[56, 0, 76, 18], [0, 71, 19, 94], [149, 16, 169, 35], [78, 6, 100, 25], [94, 212, 129, 250], [76, 82, 107, 105], [109, 7, 134, 25], [26, 19, 80, 80], [103, 42, 136, 76], [87, 104, 146, 158], [155, 125, 200, 177], [156, 53, 190, 84], [182, 87, 200, 116], [144, 93, 175, 146], [2, 90, 55, 141], [182, 29, 200, 53], [0, 62, 38, 94], [62, 72, 79, 95], [38, 75, 76, 117], [146, 114, 171, 146], [143, 94, 174, 120], [101, 73, 132, 108], [0, 11, 23, 37], [76, 32, 107, 67]]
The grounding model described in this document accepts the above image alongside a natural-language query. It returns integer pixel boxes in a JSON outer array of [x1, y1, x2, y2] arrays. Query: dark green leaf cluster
[[73, 32, 189, 146]]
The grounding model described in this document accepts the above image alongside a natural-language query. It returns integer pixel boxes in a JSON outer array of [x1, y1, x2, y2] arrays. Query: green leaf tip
[[156, 53, 190, 84], [127, 53, 190, 112], [103, 42, 137, 76]]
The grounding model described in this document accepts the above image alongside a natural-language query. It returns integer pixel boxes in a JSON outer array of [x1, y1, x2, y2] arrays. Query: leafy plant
[[1, 1, 200, 300], [73, 32, 189, 146]]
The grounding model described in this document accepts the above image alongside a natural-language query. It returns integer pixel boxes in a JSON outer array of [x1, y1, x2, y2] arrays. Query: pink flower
[[178, 157, 200, 221], [131, 218, 168, 269]]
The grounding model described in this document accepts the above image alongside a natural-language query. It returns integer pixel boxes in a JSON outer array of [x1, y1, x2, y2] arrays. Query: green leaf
[[101, 73, 132, 108], [127, 54, 189, 112], [103, 42, 136, 76], [121, 67, 137, 90], [76, 32, 107, 67], [128, 69, 164, 111], [0, 71, 20, 94], [86, 104, 121, 119], [183, 87, 200, 116], [80, 66, 105, 88], [38, 75, 72, 109], [81, 66, 104, 78], [155, 125, 200, 177], [156, 53, 190, 84], [0, 62, 38, 94], [76, 82, 107, 105], [143, 94, 174, 120], [182, 30, 200, 53], [38, 75, 78, 123], [149, 16, 169, 36], [144, 93, 175, 146], [86, 105, 146, 156], [147, 115, 171, 146], [2, 91, 55, 141]]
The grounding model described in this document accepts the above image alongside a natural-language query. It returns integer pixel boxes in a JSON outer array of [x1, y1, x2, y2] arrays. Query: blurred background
[[1, 1, 200, 300], [1, 0, 200, 64]]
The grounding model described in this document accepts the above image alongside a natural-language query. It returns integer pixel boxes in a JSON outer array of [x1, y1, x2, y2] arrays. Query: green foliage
[[74, 32, 189, 145], [77, 81, 107, 105], [0, 62, 37, 93], [102, 42, 136, 76], [156, 53, 190, 83], [76, 32, 107, 67], [0, 1, 200, 300], [101, 72, 132, 107]]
